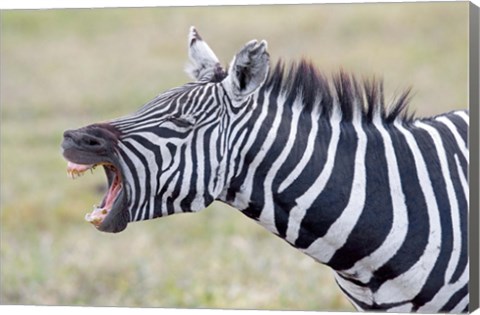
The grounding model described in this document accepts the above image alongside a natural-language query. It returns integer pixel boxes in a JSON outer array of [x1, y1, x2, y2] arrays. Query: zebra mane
[[263, 59, 414, 123]]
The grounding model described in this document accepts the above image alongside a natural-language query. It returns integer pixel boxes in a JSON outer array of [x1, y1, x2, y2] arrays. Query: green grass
[[1, 2, 468, 311]]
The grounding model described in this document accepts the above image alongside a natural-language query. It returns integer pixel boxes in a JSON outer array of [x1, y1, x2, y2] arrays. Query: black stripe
[[409, 125, 453, 309], [134, 86, 185, 115], [328, 120, 393, 271], [164, 145, 187, 215], [294, 121, 357, 249], [272, 109, 315, 192], [335, 277, 371, 310], [447, 164, 468, 284], [336, 277, 411, 311], [225, 99, 263, 202], [122, 140, 152, 220], [249, 88, 293, 228], [439, 283, 468, 312], [152, 142, 178, 218], [426, 120, 468, 284], [272, 111, 323, 238], [118, 149, 142, 220], [337, 272, 368, 287], [128, 133, 165, 181], [180, 88, 198, 115], [194, 85, 214, 113], [274, 119, 332, 238], [202, 125, 217, 205], [180, 131, 199, 212], [447, 112, 468, 144], [369, 124, 429, 292], [275, 119, 331, 203], [335, 279, 410, 311], [233, 86, 281, 219]]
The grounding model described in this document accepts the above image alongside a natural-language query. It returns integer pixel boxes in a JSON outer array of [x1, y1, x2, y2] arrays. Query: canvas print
[[1, 2, 474, 313]]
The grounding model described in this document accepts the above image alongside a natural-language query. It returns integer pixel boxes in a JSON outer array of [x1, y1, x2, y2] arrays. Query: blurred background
[[1, 2, 468, 311]]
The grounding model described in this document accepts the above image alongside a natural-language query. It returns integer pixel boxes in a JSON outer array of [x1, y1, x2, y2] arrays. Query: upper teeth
[[66, 162, 94, 179], [68, 169, 86, 179]]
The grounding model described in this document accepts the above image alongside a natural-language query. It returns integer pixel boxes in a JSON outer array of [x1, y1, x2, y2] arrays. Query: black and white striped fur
[[108, 28, 469, 312]]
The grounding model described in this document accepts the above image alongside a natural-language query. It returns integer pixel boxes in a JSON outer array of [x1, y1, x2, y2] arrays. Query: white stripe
[[454, 110, 469, 126], [123, 138, 160, 220], [113, 97, 176, 129], [415, 121, 462, 284], [278, 104, 320, 193], [223, 128, 247, 197], [120, 119, 166, 133], [454, 154, 469, 208], [193, 127, 208, 211], [301, 114, 367, 263], [240, 94, 286, 234], [173, 141, 194, 213], [284, 106, 342, 246], [227, 101, 256, 149], [228, 90, 271, 209], [158, 141, 173, 173], [345, 116, 409, 283], [221, 95, 255, 189], [208, 126, 222, 195], [125, 132, 184, 216], [373, 121, 442, 304], [196, 87, 216, 114], [451, 295, 469, 313], [184, 87, 202, 115], [119, 143, 147, 222], [417, 264, 468, 312], [435, 116, 468, 162], [334, 273, 373, 306], [161, 172, 180, 216], [159, 140, 184, 211], [128, 132, 181, 174], [260, 97, 305, 233]]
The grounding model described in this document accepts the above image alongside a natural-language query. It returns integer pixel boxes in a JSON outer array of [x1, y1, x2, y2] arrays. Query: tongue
[[105, 176, 122, 208], [85, 168, 122, 228]]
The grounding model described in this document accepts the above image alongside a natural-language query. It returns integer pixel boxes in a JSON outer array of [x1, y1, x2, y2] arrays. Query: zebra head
[[61, 27, 270, 232]]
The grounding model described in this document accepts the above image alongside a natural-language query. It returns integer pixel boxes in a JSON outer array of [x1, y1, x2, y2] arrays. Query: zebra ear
[[224, 39, 270, 102], [185, 26, 224, 82]]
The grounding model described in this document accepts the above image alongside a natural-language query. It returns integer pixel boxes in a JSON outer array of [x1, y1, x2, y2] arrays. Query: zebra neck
[[220, 98, 428, 270], [219, 94, 397, 268], [220, 106, 469, 307], [217, 79, 469, 311]]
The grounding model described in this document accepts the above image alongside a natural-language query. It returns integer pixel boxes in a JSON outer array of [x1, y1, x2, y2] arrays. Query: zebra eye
[[167, 116, 195, 129]]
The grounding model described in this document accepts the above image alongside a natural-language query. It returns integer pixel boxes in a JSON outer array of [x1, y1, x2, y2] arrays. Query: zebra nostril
[[82, 135, 102, 148], [63, 130, 103, 149]]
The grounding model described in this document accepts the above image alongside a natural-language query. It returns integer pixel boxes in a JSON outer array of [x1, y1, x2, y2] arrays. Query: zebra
[[61, 27, 469, 312]]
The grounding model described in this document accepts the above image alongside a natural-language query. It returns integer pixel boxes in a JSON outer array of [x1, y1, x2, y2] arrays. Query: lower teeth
[[85, 206, 108, 225], [85, 213, 100, 224]]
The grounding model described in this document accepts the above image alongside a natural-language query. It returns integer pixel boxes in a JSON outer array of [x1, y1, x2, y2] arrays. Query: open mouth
[[66, 161, 124, 228], [62, 125, 129, 233]]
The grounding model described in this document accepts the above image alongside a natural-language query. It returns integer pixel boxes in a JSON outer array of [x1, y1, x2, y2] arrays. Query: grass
[[0, 2, 468, 311]]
